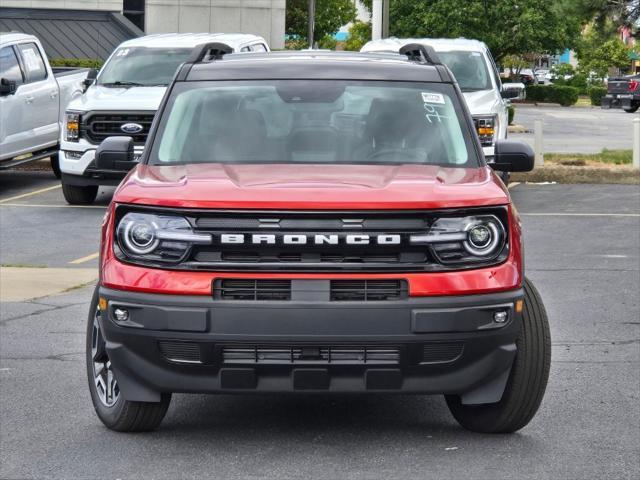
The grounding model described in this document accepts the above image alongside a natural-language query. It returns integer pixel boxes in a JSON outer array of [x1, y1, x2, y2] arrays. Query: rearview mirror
[[491, 140, 534, 172], [83, 68, 98, 91], [0, 78, 17, 96], [95, 136, 135, 171]]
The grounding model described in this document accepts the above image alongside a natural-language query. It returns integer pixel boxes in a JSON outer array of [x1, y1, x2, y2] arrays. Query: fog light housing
[[493, 310, 508, 323], [113, 308, 129, 323]]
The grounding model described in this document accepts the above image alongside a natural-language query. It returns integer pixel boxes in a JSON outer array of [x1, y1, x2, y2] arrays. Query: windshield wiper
[[100, 81, 145, 87]]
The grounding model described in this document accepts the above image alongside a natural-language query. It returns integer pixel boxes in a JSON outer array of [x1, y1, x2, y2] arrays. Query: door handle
[[24, 96, 34, 104]]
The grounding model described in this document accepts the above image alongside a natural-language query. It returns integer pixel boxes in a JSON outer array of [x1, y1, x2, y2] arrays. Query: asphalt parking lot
[[1, 170, 639, 479], [510, 104, 636, 154]]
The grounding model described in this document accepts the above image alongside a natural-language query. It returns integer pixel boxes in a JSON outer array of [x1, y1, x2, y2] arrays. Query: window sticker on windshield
[[22, 48, 40, 71], [421, 92, 445, 105], [116, 49, 130, 57]]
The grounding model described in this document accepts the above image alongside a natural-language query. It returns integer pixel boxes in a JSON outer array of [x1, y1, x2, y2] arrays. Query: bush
[[588, 86, 608, 106], [49, 58, 103, 68], [525, 85, 579, 106], [344, 21, 371, 51], [508, 105, 515, 125], [285, 38, 308, 50], [318, 35, 338, 50]]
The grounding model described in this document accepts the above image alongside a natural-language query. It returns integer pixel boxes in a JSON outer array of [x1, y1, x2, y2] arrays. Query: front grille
[[216, 279, 291, 301], [330, 280, 407, 301], [215, 279, 407, 301], [222, 345, 400, 365], [82, 111, 155, 144], [158, 341, 202, 364], [422, 342, 464, 364]]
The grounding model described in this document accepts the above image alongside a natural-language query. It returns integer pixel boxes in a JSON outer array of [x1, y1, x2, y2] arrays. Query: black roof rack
[[186, 42, 233, 63], [399, 43, 442, 66]]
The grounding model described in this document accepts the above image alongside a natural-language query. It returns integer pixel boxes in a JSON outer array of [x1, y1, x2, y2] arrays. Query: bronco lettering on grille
[[218, 234, 402, 245]]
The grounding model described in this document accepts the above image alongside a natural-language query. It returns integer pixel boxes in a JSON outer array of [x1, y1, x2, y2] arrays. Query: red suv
[[87, 44, 550, 433]]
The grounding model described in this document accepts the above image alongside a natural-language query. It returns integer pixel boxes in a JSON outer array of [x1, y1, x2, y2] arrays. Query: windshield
[[151, 80, 477, 167], [437, 51, 493, 91], [98, 47, 191, 87]]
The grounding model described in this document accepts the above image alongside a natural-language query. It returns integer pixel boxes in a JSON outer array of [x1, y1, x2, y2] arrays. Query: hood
[[461, 89, 501, 116], [114, 163, 509, 210], [66, 85, 167, 112]]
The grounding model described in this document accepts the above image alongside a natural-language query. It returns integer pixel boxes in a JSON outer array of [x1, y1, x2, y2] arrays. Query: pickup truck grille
[[82, 111, 155, 144]]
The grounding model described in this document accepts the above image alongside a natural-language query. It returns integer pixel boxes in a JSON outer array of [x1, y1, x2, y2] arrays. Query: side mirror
[[501, 83, 524, 99], [491, 140, 534, 172], [95, 136, 135, 171], [0, 78, 17, 96], [83, 69, 98, 91]]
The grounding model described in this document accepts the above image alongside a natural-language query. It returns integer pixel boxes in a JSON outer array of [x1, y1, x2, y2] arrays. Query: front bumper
[[59, 146, 143, 186], [601, 94, 636, 109], [99, 286, 523, 405]]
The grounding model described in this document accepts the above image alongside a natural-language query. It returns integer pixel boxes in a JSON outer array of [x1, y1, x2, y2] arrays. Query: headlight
[[65, 111, 81, 141], [473, 115, 497, 147], [410, 214, 506, 264], [116, 212, 211, 263]]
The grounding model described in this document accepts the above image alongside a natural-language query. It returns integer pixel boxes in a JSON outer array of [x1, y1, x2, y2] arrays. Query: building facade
[[0, 0, 285, 49]]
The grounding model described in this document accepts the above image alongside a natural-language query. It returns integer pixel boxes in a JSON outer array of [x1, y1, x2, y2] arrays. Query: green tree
[[560, 0, 640, 31], [387, 0, 581, 63], [286, 0, 357, 45], [578, 32, 633, 78], [344, 21, 372, 51]]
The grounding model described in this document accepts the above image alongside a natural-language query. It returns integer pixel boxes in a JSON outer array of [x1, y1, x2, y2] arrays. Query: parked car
[[86, 44, 550, 434], [534, 68, 549, 85], [602, 74, 640, 113], [518, 68, 536, 85], [361, 38, 520, 184], [0, 32, 88, 175], [60, 33, 269, 204]]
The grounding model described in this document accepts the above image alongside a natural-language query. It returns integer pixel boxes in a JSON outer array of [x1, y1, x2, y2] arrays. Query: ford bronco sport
[[87, 44, 550, 433]]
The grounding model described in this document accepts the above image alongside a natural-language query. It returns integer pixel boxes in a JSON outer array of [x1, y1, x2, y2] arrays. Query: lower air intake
[[158, 341, 202, 364], [223, 345, 400, 365], [422, 342, 464, 364]]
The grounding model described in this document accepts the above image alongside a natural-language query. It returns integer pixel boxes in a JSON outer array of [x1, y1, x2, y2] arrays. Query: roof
[[361, 38, 489, 54], [0, 32, 33, 45], [185, 51, 447, 83], [119, 33, 267, 50], [0, 8, 142, 60]]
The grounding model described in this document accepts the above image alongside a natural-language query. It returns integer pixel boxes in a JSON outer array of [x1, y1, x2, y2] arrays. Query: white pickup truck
[[59, 33, 269, 204], [0, 32, 89, 176]]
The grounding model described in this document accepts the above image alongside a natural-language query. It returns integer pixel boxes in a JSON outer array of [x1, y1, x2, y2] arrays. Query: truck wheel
[[623, 106, 639, 113], [86, 286, 171, 432], [50, 153, 61, 179], [62, 182, 98, 205], [445, 277, 551, 433]]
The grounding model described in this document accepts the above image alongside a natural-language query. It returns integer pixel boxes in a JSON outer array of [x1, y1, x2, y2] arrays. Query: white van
[[60, 33, 269, 204], [361, 38, 520, 168]]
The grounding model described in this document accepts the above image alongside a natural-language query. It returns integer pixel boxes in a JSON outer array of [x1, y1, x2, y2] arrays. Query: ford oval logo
[[121, 123, 143, 134]]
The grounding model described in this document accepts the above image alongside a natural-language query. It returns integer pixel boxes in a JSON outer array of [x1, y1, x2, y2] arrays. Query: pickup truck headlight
[[65, 112, 81, 141], [115, 212, 211, 263], [472, 115, 498, 147], [410, 214, 506, 264]]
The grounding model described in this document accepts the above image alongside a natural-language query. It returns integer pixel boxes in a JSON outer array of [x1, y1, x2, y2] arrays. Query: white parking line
[[69, 252, 100, 264], [0, 184, 61, 204], [0, 203, 105, 209]]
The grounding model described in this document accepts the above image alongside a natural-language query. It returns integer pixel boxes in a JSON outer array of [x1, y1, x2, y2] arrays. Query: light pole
[[308, 0, 316, 49]]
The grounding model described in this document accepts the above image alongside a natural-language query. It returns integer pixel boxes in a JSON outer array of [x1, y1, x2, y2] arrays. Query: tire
[[62, 182, 98, 205], [86, 286, 171, 432], [445, 278, 551, 433], [49, 153, 61, 179], [623, 105, 639, 113]]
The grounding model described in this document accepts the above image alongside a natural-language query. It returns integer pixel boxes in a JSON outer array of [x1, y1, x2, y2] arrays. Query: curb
[[508, 124, 528, 133], [511, 165, 640, 185]]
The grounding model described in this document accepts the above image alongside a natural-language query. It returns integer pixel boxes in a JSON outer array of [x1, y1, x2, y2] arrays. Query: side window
[[240, 46, 251, 53], [17, 43, 47, 83], [0, 46, 24, 85], [251, 44, 268, 53]]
